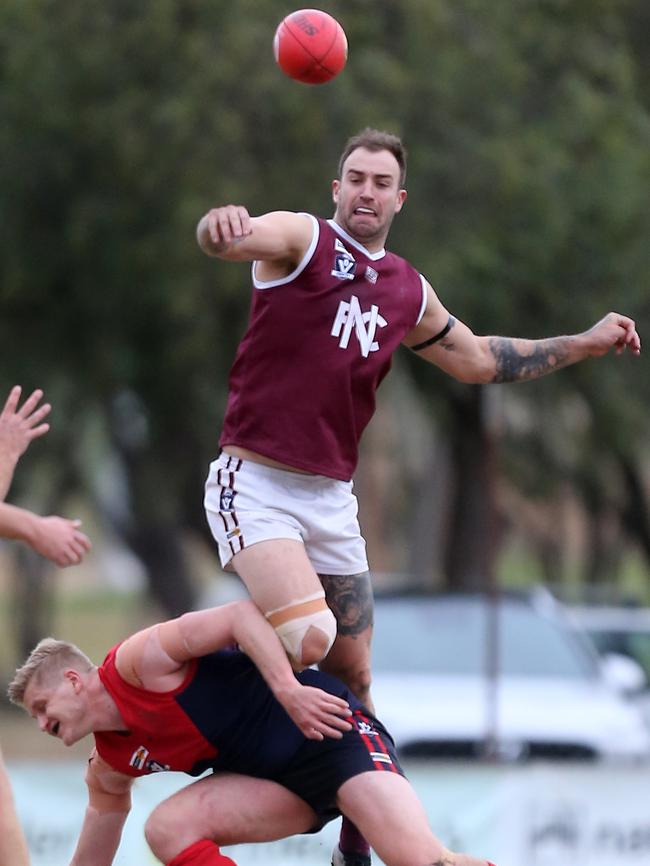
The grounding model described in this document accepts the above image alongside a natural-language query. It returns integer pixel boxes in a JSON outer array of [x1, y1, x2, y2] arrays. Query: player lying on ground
[[9, 599, 496, 866]]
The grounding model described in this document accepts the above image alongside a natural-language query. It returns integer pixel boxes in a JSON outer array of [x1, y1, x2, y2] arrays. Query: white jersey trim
[[416, 274, 428, 325], [327, 219, 386, 261], [251, 213, 319, 290]]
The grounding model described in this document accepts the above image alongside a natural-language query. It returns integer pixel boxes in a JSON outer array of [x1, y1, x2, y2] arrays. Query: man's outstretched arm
[[405, 282, 640, 384], [0, 386, 51, 500], [119, 600, 352, 741]]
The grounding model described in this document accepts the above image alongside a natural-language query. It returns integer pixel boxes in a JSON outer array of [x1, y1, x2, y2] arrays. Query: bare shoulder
[[403, 279, 450, 347], [250, 210, 315, 260], [87, 749, 133, 793], [116, 622, 189, 691]]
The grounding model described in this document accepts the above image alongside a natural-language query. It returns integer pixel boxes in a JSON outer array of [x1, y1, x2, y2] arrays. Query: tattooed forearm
[[488, 336, 573, 383], [318, 572, 374, 636]]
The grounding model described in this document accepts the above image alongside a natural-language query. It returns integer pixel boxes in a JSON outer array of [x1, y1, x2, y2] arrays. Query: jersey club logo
[[129, 745, 170, 773], [331, 295, 388, 358], [331, 238, 356, 280]]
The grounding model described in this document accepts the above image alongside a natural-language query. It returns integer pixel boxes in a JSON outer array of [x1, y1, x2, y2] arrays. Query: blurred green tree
[[0, 0, 648, 645]]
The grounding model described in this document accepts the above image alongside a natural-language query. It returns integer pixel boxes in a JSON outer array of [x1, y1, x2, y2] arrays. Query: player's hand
[[205, 204, 253, 249], [583, 312, 641, 357], [0, 386, 51, 462], [276, 683, 353, 740], [31, 516, 92, 567]]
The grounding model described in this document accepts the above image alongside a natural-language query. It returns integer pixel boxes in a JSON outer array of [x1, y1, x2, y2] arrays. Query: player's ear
[[64, 669, 83, 692], [395, 188, 407, 213], [332, 179, 341, 204]]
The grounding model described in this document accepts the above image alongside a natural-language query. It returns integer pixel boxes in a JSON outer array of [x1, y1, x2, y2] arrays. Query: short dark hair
[[337, 128, 407, 188]]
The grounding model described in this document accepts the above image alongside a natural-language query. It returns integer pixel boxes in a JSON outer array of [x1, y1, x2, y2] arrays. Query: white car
[[370, 590, 650, 762]]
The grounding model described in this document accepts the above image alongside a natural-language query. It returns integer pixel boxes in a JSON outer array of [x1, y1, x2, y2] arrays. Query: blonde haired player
[[9, 599, 497, 866]]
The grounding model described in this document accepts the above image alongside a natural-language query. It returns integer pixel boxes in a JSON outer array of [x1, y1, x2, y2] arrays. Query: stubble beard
[[337, 207, 391, 249]]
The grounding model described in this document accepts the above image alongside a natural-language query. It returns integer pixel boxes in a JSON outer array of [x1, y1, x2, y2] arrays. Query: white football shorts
[[204, 452, 368, 575]]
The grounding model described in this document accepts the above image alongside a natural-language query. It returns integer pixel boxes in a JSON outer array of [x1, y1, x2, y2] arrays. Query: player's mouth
[[353, 207, 377, 216]]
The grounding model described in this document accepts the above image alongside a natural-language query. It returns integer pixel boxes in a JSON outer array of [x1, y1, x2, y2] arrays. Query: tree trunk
[[443, 386, 501, 591]]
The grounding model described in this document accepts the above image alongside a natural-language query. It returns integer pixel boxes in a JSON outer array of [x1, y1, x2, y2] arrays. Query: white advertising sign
[[9, 760, 650, 866]]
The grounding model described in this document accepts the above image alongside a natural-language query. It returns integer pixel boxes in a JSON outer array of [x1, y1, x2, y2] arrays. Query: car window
[[589, 629, 650, 682], [372, 598, 597, 679]]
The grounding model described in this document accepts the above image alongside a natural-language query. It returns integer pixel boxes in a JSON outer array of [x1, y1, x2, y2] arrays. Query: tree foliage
[[0, 0, 648, 606]]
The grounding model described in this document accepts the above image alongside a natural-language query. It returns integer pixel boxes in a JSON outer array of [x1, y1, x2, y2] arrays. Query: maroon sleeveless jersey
[[219, 215, 427, 480]]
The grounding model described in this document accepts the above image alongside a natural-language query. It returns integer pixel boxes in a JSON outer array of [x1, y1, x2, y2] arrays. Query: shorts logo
[[357, 720, 378, 737], [331, 295, 388, 358], [220, 489, 235, 512], [331, 239, 356, 280]]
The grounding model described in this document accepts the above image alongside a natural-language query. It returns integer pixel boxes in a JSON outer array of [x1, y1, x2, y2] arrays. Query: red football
[[274, 9, 348, 84]]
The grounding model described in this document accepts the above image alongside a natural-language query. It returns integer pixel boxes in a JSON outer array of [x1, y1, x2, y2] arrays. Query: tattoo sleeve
[[318, 572, 374, 636], [488, 336, 572, 383]]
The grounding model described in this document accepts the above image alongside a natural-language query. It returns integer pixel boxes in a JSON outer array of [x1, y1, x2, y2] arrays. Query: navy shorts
[[275, 708, 405, 830]]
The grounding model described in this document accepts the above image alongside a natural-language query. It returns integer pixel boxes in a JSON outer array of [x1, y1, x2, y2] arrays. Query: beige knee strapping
[[266, 590, 337, 669]]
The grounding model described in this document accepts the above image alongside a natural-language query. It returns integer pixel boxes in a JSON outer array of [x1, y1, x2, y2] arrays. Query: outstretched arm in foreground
[[69, 751, 133, 866], [117, 600, 352, 740], [0, 502, 91, 567], [0, 745, 30, 866], [405, 282, 640, 384], [0, 386, 51, 500]]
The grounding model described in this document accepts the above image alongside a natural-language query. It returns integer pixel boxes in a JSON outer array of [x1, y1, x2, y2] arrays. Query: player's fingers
[[208, 210, 231, 244], [239, 209, 252, 237], [225, 206, 247, 239], [315, 709, 352, 731], [315, 722, 345, 739], [27, 422, 50, 441], [76, 533, 92, 550], [626, 328, 641, 352], [322, 694, 351, 712], [1, 385, 22, 416], [18, 388, 45, 418], [71, 521, 92, 547], [54, 552, 73, 567], [26, 402, 51, 429], [68, 541, 85, 560]]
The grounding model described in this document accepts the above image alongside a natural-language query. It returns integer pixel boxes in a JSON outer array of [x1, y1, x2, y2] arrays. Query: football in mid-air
[[274, 9, 348, 84]]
